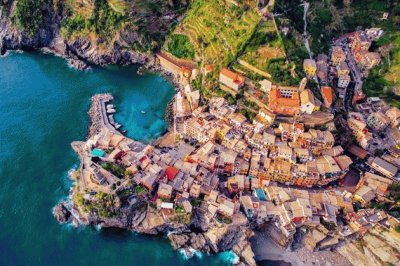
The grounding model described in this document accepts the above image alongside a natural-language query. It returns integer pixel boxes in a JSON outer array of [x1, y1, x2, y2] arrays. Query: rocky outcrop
[[167, 225, 256, 265], [168, 234, 190, 249], [190, 207, 210, 232], [0, 0, 184, 70], [53, 202, 72, 224], [337, 225, 400, 266]]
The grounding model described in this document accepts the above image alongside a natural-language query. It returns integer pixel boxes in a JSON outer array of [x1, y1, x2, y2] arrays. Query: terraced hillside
[[234, 18, 286, 79], [165, 0, 262, 68]]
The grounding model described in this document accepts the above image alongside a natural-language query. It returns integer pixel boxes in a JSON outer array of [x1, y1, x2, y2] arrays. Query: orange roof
[[220, 68, 245, 84], [321, 86, 333, 108], [165, 166, 179, 181], [269, 89, 300, 107], [180, 67, 192, 76], [205, 64, 214, 71]]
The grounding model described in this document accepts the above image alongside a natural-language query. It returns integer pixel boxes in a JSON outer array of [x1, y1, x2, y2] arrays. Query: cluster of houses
[[82, 121, 399, 243], [346, 97, 400, 150], [218, 68, 329, 116], [123, 28, 400, 243], [175, 95, 353, 188], [303, 28, 384, 102]]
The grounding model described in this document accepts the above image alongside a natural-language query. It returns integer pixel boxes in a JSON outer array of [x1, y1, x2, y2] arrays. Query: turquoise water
[[0, 52, 231, 265]]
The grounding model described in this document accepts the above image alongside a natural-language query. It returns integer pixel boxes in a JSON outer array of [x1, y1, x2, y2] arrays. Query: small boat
[[107, 104, 115, 108], [141, 110, 146, 114], [115, 123, 121, 129]]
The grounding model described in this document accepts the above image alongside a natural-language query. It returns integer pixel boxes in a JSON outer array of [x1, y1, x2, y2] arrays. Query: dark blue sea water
[[0, 52, 237, 265]]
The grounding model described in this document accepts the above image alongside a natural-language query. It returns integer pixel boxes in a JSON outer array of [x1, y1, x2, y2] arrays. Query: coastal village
[[51, 1, 400, 266]]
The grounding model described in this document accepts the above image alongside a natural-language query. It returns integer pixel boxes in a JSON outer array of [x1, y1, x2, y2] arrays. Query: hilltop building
[[219, 68, 245, 91]]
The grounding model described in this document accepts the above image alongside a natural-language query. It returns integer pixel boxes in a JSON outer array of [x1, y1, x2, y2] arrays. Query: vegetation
[[101, 162, 126, 178], [14, 0, 49, 37], [75, 191, 119, 218], [320, 217, 337, 231], [62, 0, 127, 42], [166, 0, 261, 68], [191, 198, 202, 207], [237, 19, 286, 75], [134, 185, 148, 195], [239, 108, 256, 121], [166, 34, 195, 59], [266, 58, 301, 86], [395, 224, 400, 233], [275, 0, 400, 102], [389, 183, 400, 202]]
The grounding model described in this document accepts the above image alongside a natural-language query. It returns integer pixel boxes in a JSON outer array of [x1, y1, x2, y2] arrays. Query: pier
[[89, 94, 121, 136]]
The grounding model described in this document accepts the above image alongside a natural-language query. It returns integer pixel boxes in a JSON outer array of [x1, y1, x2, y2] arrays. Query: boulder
[[53, 202, 72, 224], [168, 234, 189, 250], [189, 233, 208, 251]]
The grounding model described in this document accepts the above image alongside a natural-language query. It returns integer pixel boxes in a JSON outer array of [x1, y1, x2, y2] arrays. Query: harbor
[[88, 94, 126, 136]]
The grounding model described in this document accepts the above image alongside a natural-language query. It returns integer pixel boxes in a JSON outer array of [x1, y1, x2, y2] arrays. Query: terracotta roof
[[220, 68, 245, 84], [205, 64, 214, 71], [269, 89, 300, 107], [321, 86, 333, 108], [157, 52, 196, 70], [347, 145, 368, 159], [165, 166, 179, 181]]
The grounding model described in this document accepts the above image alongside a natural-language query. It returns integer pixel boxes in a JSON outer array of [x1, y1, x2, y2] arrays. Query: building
[[321, 86, 333, 108], [203, 64, 214, 76], [219, 68, 245, 91], [354, 186, 376, 206], [362, 52, 381, 69], [303, 59, 317, 76], [338, 74, 351, 89], [351, 31, 372, 52], [316, 54, 329, 84], [359, 172, 393, 197], [331, 46, 346, 66], [300, 89, 319, 114], [253, 108, 276, 133], [366, 28, 384, 40], [157, 52, 196, 83], [367, 111, 390, 131], [268, 87, 300, 116], [385, 107, 400, 128], [259, 79, 272, 93], [157, 183, 173, 199], [337, 61, 350, 76], [368, 157, 398, 178]]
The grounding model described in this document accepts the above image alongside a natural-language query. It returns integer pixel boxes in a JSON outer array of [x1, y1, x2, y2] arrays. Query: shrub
[[15, 0, 48, 37], [167, 34, 195, 59]]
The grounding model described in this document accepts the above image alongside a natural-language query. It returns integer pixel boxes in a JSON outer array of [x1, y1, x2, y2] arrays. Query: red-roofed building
[[268, 87, 300, 116], [219, 68, 245, 91], [321, 86, 333, 108], [165, 166, 179, 181], [204, 64, 214, 76]]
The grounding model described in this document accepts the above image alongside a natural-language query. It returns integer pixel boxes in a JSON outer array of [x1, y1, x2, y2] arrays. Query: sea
[[0, 51, 241, 265]]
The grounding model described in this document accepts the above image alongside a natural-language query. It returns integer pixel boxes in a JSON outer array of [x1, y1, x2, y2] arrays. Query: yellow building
[[303, 59, 317, 76]]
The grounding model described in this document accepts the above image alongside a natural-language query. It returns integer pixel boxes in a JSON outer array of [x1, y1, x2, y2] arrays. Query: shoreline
[[55, 93, 257, 265]]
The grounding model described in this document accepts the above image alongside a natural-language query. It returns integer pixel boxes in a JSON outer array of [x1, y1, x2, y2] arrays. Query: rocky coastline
[[52, 94, 257, 265]]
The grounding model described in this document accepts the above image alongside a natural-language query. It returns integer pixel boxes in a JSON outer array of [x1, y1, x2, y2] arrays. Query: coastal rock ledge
[[53, 202, 72, 224]]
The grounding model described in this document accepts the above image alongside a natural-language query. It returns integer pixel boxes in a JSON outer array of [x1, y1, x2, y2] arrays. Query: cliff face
[[0, 0, 187, 67]]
